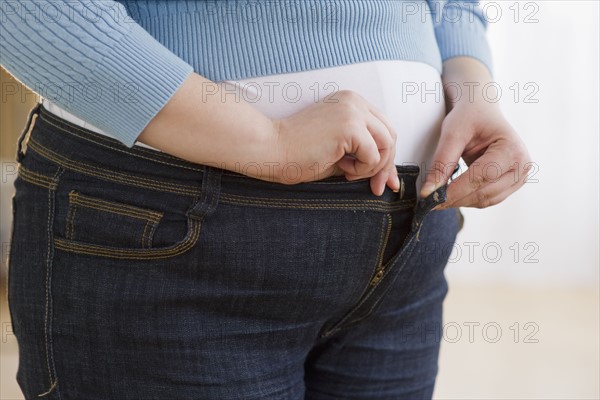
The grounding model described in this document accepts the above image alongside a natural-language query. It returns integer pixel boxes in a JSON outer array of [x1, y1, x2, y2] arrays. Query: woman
[[1, 1, 530, 399]]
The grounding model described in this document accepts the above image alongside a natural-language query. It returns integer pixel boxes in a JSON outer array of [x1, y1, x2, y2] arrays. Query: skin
[[137, 74, 400, 196], [422, 57, 532, 208], [138, 57, 531, 206]]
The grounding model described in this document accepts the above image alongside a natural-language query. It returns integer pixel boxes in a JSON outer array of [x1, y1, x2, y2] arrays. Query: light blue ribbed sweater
[[0, 0, 492, 147]]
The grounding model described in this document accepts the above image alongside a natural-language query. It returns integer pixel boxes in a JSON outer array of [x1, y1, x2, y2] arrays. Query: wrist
[[138, 73, 283, 182], [442, 56, 498, 111], [265, 118, 294, 184]]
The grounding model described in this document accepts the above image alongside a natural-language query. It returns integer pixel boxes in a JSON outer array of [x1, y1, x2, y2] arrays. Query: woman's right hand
[[273, 90, 400, 196], [138, 74, 399, 196]]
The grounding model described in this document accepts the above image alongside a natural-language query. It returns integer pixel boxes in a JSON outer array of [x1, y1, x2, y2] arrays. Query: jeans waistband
[[17, 103, 447, 215]]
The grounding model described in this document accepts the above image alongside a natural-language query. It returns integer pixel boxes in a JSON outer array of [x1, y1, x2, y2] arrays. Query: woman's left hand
[[420, 57, 533, 209]]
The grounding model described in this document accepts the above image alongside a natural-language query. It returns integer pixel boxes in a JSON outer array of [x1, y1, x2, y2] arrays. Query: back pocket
[[65, 190, 163, 249]]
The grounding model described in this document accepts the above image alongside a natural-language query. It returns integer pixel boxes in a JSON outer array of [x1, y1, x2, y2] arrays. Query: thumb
[[420, 131, 465, 198]]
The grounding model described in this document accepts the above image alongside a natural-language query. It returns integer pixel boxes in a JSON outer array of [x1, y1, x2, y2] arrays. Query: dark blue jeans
[[8, 103, 460, 400]]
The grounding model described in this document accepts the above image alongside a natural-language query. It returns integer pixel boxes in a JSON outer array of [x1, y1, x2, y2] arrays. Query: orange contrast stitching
[[54, 220, 201, 260]]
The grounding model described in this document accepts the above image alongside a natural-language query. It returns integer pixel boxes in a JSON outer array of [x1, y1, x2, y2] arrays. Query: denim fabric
[[8, 103, 460, 400]]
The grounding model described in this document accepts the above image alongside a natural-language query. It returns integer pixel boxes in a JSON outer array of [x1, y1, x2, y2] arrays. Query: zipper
[[370, 213, 393, 286]]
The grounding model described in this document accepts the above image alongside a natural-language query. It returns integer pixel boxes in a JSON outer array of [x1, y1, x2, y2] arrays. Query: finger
[[336, 152, 379, 178], [368, 106, 398, 149], [369, 111, 400, 192], [338, 134, 381, 177], [420, 130, 467, 198], [368, 163, 400, 196], [364, 162, 400, 192], [341, 145, 394, 181], [339, 104, 397, 180], [443, 168, 526, 209], [346, 158, 400, 192], [385, 164, 401, 192], [367, 108, 397, 167], [369, 168, 389, 196], [343, 160, 398, 196], [445, 145, 523, 203]]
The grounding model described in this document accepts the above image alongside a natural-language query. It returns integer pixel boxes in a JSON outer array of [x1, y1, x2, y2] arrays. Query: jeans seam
[[219, 197, 415, 212], [27, 139, 418, 213], [220, 192, 414, 205], [27, 139, 417, 213], [17, 165, 58, 190], [39, 167, 64, 398], [38, 112, 208, 174], [28, 138, 201, 196]]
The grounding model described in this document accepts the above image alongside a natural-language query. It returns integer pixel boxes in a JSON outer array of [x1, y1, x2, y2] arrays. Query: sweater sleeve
[[426, 0, 493, 74], [0, 1, 194, 147]]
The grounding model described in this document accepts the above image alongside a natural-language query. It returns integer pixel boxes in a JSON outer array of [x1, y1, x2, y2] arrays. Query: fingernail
[[392, 175, 401, 193]]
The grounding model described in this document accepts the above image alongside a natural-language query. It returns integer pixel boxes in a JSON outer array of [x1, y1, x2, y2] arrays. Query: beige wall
[[1, 67, 39, 160], [0, 68, 38, 283]]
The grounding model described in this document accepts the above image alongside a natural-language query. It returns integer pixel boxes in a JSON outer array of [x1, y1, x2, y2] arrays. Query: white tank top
[[42, 60, 445, 169]]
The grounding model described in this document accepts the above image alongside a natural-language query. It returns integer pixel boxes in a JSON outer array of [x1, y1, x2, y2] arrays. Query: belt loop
[[16, 102, 43, 163], [186, 166, 224, 220]]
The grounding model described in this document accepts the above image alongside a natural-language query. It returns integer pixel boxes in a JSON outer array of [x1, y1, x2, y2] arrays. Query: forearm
[[137, 73, 400, 193], [137, 72, 279, 179], [442, 57, 497, 111]]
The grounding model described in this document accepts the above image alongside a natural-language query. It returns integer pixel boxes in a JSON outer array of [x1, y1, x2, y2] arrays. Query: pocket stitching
[[67, 190, 164, 248], [66, 201, 77, 240], [53, 219, 200, 260], [68, 190, 163, 222], [141, 220, 152, 248]]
